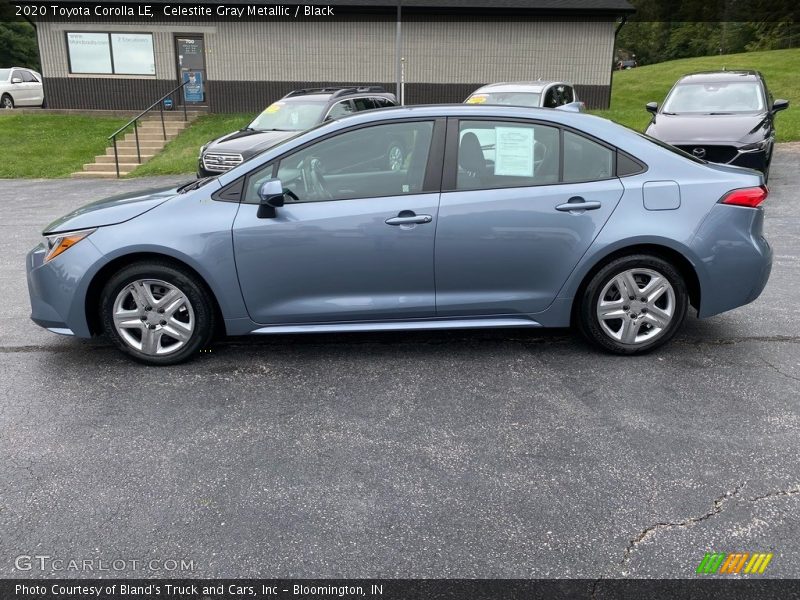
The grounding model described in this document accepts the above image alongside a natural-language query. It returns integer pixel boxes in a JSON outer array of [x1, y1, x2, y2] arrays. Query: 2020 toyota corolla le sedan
[[27, 106, 772, 365]]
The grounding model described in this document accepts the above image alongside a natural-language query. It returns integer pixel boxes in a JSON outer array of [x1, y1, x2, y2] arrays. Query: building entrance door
[[175, 35, 207, 105]]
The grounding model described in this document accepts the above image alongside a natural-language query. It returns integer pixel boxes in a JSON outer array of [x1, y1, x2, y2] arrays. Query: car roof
[[470, 81, 571, 94], [677, 70, 762, 84], [282, 86, 395, 102]]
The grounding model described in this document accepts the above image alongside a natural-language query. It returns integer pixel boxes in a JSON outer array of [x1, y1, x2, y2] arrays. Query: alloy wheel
[[596, 268, 676, 345], [388, 145, 404, 171], [112, 279, 195, 356]]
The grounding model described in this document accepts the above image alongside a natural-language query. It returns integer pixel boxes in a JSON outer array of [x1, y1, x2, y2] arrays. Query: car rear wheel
[[577, 255, 688, 354], [100, 262, 215, 365], [1, 94, 14, 109]]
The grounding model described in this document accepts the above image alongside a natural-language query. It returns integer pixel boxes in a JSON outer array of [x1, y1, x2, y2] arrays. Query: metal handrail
[[108, 80, 190, 178]]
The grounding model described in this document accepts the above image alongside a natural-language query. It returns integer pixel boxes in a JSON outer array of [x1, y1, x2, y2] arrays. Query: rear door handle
[[385, 214, 433, 226], [555, 197, 602, 212]]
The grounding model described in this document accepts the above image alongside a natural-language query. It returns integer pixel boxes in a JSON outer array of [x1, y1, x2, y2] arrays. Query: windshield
[[662, 81, 764, 114], [466, 92, 542, 108], [0, 69, 10, 81], [248, 100, 327, 131]]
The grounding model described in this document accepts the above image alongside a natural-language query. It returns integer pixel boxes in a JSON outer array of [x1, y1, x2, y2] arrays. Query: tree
[[0, 21, 40, 70]]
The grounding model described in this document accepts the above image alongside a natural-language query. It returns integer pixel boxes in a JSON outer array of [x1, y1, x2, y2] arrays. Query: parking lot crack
[[748, 485, 800, 503], [620, 485, 743, 568], [759, 357, 800, 382]]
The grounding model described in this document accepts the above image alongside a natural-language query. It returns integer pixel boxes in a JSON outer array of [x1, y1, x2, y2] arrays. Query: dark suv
[[198, 86, 398, 177], [644, 71, 789, 177]]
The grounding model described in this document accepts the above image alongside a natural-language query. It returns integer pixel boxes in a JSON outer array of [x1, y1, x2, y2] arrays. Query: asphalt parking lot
[[2, 146, 799, 580]]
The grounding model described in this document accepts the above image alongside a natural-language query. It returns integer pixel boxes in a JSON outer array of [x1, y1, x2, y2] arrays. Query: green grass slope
[[0, 114, 126, 178], [593, 48, 799, 142]]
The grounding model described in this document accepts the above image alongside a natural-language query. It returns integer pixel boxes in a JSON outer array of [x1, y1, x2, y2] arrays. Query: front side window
[[21, 70, 39, 83], [245, 121, 434, 203], [326, 100, 354, 120], [456, 120, 560, 190], [11, 70, 25, 81], [67, 32, 154, 75], [662, 81, 765, 114], [352, 97, 376, 112]]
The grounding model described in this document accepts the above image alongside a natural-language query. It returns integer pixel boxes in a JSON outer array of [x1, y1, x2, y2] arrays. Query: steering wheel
[[301, 156, 332, 201]]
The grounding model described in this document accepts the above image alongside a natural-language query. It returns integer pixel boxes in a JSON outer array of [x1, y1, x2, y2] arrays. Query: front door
[[435, 118, 624, 316], [175, 36, 206, 104], [232, 119, 444, 325]]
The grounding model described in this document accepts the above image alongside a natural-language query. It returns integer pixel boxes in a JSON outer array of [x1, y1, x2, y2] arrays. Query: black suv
[[644, 71, 789, 177], [198, 86, 398, 177]]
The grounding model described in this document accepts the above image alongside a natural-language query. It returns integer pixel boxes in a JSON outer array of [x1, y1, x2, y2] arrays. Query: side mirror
[[257, 179, 285, 218], [772, 99, 789, 113], [11, 77, 22, 84], [645, 102, 658, 114]]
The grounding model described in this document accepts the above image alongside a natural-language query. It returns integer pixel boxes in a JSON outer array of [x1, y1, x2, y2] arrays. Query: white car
[[465, 81, 585, 112], [0, 67, 45, 109]]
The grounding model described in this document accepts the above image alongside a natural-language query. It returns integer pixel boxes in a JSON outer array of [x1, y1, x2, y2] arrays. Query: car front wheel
[[100, 262, 216, 365], [577, 255, 688, 354]]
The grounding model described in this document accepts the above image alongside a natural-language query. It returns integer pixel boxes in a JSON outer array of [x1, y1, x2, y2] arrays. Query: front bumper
[[691, 204, 772, 318], [26, 239, 104, 338]]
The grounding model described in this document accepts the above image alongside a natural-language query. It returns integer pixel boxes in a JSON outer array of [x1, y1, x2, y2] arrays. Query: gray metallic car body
[[28, 105, 771, 342]]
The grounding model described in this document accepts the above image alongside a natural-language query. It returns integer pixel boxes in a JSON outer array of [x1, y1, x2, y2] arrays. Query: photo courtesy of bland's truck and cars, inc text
[[1, 0, 800, 598]]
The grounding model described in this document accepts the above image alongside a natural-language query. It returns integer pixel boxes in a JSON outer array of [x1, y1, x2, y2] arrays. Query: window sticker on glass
[[494, 127, 535, 177], [466, 95, 488, 104], [264, 103, 283, 114]]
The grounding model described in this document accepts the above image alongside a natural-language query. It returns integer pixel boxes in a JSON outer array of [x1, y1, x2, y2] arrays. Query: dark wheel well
[[571, 244, 701, 322], [85, 253, 225, 338]]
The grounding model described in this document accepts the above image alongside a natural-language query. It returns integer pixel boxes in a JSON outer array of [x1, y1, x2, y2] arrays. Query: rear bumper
[[26, 240, 103, 338], [690, 204, 772, 318]]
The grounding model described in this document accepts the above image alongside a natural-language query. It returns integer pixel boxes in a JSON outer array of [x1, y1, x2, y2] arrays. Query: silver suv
[[198, 86, 397, 177]]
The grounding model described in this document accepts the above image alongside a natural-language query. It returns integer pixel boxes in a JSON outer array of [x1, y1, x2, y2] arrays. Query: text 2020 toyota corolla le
[[27, 106, 772, 365]]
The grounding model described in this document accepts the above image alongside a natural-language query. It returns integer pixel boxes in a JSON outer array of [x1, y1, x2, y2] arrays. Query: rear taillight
[[720, 186, 768, 208]]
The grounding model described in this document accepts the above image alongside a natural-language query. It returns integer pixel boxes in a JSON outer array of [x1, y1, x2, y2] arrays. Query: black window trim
[[64, 31, 156, 76], [216, 117, 447, 205], [442, 116, 648, 193]]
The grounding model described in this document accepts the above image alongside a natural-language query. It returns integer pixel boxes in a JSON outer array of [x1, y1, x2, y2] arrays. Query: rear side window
[[372, 97, 395, 108], [563, 131, 614, 182], [456, 120, 560, 190]]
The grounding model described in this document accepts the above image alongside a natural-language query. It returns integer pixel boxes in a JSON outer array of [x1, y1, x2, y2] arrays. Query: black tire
[[577, 254, 688, 355], [41, 97, 47, 108], [100, 261, 216, 365], [1, 94, 13, 110]]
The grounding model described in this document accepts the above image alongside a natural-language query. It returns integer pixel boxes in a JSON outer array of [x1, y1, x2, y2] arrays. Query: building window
[[67, 32, 155, 76]]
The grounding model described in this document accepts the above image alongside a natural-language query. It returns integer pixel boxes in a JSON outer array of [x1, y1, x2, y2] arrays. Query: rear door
[[434, 118, 624, 317]]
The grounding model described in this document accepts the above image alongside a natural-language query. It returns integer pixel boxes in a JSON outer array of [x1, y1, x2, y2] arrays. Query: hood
[[205, 128, 298, 156], [645, 113, 768, 144], [44, 186, 178, 234]]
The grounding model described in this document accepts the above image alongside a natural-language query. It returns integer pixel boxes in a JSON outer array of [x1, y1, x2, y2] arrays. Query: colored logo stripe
[[697, 552, 773, 574]]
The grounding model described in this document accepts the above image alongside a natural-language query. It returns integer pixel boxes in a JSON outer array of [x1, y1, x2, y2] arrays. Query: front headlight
[[44, 228, 96, 263], [199, 143, 209, 159], [739, 140, 769, 153]]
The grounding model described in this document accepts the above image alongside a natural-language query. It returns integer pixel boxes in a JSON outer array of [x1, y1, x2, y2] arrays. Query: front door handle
[[385, 214, 433, 226], [555, 197, 602, 213]]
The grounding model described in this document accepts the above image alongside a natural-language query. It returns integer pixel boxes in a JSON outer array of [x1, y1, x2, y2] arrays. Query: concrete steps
[[72, 109, 205, 178]]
